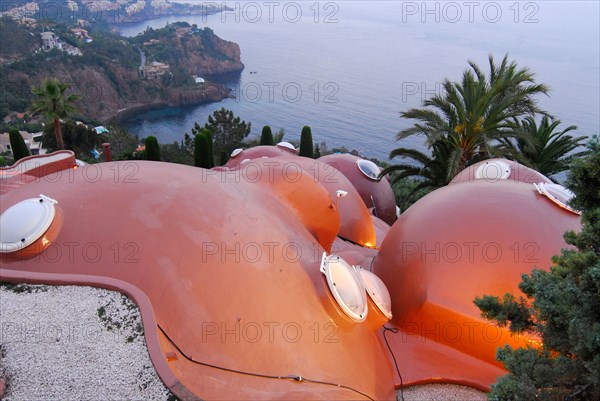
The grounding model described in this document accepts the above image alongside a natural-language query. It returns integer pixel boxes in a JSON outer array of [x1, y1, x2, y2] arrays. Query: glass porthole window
[[356, 159, 380, 181], [276, 142, 296, 151], [475, 160, 511, 180], [320, 253, 368, 322], [231, 148, 243, 158], [0, 195, 57, 253], [534, 182, 580, 215], [357, 268, 393, 320]]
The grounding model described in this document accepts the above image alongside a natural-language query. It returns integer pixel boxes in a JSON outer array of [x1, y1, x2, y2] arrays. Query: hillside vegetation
[[0, 19, 243, 121]]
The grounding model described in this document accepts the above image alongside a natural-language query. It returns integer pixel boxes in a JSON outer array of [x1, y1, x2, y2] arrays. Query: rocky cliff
[[135, 24, 244, 76], [0, 20, 243, 121]]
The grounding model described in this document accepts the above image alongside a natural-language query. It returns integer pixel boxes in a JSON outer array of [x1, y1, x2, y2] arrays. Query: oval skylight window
[[276, 142, 295, 151], [356, 159, 380, 181], [0, 195, 57, 253], [475, 160, 511, 180], [534, 182, 580, 215], [358, 268, 393, 320], [231, 148, 243, 158], [320, 253, 368, 322]]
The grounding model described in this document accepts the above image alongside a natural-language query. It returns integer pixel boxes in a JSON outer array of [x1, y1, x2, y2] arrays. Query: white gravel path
[[0, 283, 488, 401], [399, 383, 488, 400], [0, 284, 172, 401]]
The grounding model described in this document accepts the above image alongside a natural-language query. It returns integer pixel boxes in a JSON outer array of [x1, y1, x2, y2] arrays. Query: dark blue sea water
[[120, 1, 600, 160]]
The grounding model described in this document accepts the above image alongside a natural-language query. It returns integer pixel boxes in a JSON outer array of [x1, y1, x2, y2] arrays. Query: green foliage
[[273, 128, 286, 143], [203, 108, 251, 157], [8, 128, 30, 161], [475, 139, 600, 401], [381, 138, 455, 203], [0, 17, 38, 61], [219, 150, 228, 166], [103, 123, 139, 159], [202, 129, 215, 167], [397, 54, 549, 178], [42, 120, 101, 156], [194, 132, 212, 168], [145, 136, 161, 161], [314, 144, 321, 158], [299, 126, 314, 158], [0, 155, 12, 167], [260, 125, 274, 146], [29, 79, 80, 150], [568, 137, 600, 213], [502, 116, 588, 180], [390, 177, 434, 213], [160, 141, 193, 165]]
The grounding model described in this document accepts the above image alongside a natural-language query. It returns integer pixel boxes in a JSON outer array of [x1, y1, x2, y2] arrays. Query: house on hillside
[[3, 112, 26, 124], [140, 62, 170, 79], [41, 32, 61, 51], [71, 28, 89, 40]]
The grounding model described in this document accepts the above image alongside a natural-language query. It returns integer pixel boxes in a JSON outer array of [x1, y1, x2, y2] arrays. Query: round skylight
[[475, 160, 511, 181], [356, 159, 380, 181], [534, 182, 580, 215], [320, 253, 368, 322], [0, 195, 57, 253], [231, 148, 243, 158], [358, 268, 392, 320], [276, 142, 296, 151]]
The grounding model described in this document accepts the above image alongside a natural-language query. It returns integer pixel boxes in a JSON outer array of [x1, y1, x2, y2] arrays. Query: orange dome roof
[[373, 178, 580, 388], [0, 160, 395, 400], [318, 154, 397, 225], [451, 158, 553, 185]]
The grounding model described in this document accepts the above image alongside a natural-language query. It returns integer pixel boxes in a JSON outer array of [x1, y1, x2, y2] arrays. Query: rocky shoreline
[[109, 81, 235, 122]]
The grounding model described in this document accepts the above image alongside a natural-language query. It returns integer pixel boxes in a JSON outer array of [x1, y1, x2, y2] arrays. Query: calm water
[[120, 1, 600, 160]]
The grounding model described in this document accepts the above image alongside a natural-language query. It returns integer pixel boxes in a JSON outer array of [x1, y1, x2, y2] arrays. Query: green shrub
[[260, 125, 274, 146], [194, 132, 212, 168], [299, 126, 313, 158], [8, 128, 30, 161], [145, 136, 160, 161]]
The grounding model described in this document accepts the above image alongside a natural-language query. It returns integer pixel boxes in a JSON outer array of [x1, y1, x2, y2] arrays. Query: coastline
[[114, 83, 235, 125]]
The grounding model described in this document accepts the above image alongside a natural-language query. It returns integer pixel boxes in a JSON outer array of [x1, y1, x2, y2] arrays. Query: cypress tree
[[299, 126, 314, 158], [145, 136, 160, 161], [260, 125, 274, 146], [194, 132, 212, 168], [9, 128, 30, 161]]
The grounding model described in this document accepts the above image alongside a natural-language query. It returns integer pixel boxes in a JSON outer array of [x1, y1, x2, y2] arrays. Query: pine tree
[[475, 138, 600, 401]]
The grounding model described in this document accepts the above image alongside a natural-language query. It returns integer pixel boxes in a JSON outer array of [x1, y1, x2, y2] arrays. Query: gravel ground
[[0, 283, 488, 401], [400, 383, 488, 401], [0, 284, 172, 401]]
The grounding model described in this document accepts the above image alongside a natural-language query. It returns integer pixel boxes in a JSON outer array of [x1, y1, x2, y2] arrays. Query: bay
[[120, 1, 600, 161]]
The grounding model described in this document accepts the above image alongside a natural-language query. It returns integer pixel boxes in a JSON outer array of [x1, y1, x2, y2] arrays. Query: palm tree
[[29, 79, 80, 150], [397, 54, 549, 178], [380, 138, 455, 200], [504, 116, 588, 179]]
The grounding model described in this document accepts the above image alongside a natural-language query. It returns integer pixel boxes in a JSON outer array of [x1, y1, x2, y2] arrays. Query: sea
[[119, 1, 600, 161]]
